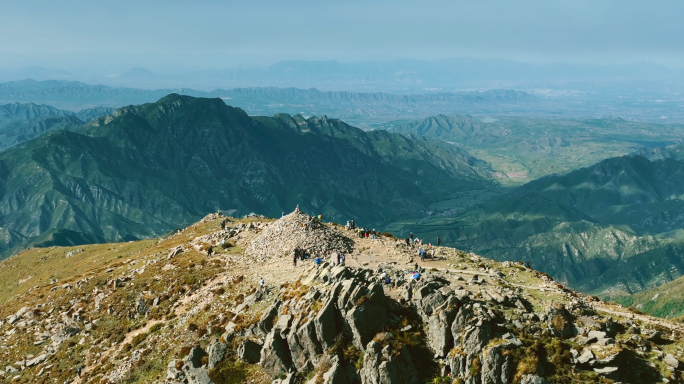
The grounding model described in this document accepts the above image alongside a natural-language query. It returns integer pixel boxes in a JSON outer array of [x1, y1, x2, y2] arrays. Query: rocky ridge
[[0, 211, 683, 384]]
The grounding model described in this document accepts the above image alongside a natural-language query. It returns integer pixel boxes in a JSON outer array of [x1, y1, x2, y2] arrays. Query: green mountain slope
[[0, 94, 494, 258], [393, 154, 684, 295], [609, 268, 684, 319]]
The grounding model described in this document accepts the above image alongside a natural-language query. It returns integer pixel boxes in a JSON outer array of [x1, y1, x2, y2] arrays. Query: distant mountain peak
[[120, 67, 156, 79]]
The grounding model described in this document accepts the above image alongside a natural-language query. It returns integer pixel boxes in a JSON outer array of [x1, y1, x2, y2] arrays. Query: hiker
[[346, 221, 350, 230], [339, 254, 345, 266], [221, 238, 226, 248], [437, 237, 441, 246], [409, 232, 413, 241], [293, 251, 298, 267], [337, 252, 342, 264], [207, 246, 213, 257], [351, 220, 355, 229], [257, 277, 266, 297], [372, 230, 376, 240], [405, 237, 410, 247], [78, 366, 83, 378], [282, 211, 285, 217], [314, 256, 322, 265]]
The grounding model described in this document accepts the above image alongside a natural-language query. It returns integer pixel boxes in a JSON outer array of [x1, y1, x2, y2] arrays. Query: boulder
[[238, 339, 263, 364], [575, 348, 594, 365], [257, 302, 280, 336], [545, 305, 574, 339], [182, 346, 212, 384], [414, 281, 440, 301], [336, 279, 359, 313], [665, 353, 680, 369], [288, 318, 323, 371], [315, 297, 340, 350], [480, 342, 515, 384], [450, 304, 477, 343], [520, 374, 550, 384], [51, 323, 81, 346], [167, 359, 186, 383], [26, 354, 47, 368], [260, 330, 292, 378], [207, 340, 227, 369], [274, 314, 293, 338], [426, 296, 460, 357], [271, 373, 296, 384], [308, 356, 349, 384], [587, 330, 607, 340], [598, 318, 619, 338], [593, 366, 619, 380], [417, 291, 446, 321], [359, 341, 418, 384], [345, 295, 387, 349], [461, 321, 492, 355]]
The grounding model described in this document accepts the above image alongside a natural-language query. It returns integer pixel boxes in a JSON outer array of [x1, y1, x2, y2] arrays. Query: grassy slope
[[0, 215, 273, 384], [610, 274, 684, 319]]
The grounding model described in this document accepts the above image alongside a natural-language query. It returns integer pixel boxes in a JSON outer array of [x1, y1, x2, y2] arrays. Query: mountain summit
[[0, 211, 681, 384], [0, 94, 493, 258]]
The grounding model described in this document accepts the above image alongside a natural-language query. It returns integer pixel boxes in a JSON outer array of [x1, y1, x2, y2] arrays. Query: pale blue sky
[[1, 0, 683, 71]]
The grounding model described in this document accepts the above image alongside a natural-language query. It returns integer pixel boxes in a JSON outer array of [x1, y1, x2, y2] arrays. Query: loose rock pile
[[245, 207, 354, 260]]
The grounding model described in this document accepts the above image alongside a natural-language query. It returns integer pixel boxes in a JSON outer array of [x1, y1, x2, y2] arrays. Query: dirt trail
[[592, 303, 684, 333]]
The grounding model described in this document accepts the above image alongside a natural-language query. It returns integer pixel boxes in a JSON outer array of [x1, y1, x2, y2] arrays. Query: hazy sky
[[1, 0, 683, 71]]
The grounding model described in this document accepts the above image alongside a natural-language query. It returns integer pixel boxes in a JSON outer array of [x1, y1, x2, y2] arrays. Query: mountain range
[[5, 59, 684, 92], [2, 93, 684, 306], [0, 94, 493, 258], [0, 79, 541, 125], [385, 114, 684, 184], [3, 77, 684, 125], [392, 152, 684, 295], [0, 102, 114, 151]]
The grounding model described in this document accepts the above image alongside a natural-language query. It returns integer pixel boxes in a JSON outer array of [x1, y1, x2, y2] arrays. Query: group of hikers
[[346, 220, 379, 240], [404, 232, 440, 249], [292, 246, 346, 267], [418, 246, 436, 261]]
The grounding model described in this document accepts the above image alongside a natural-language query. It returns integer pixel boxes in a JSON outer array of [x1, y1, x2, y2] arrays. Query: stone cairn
[[245, 206, 354, 260]]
